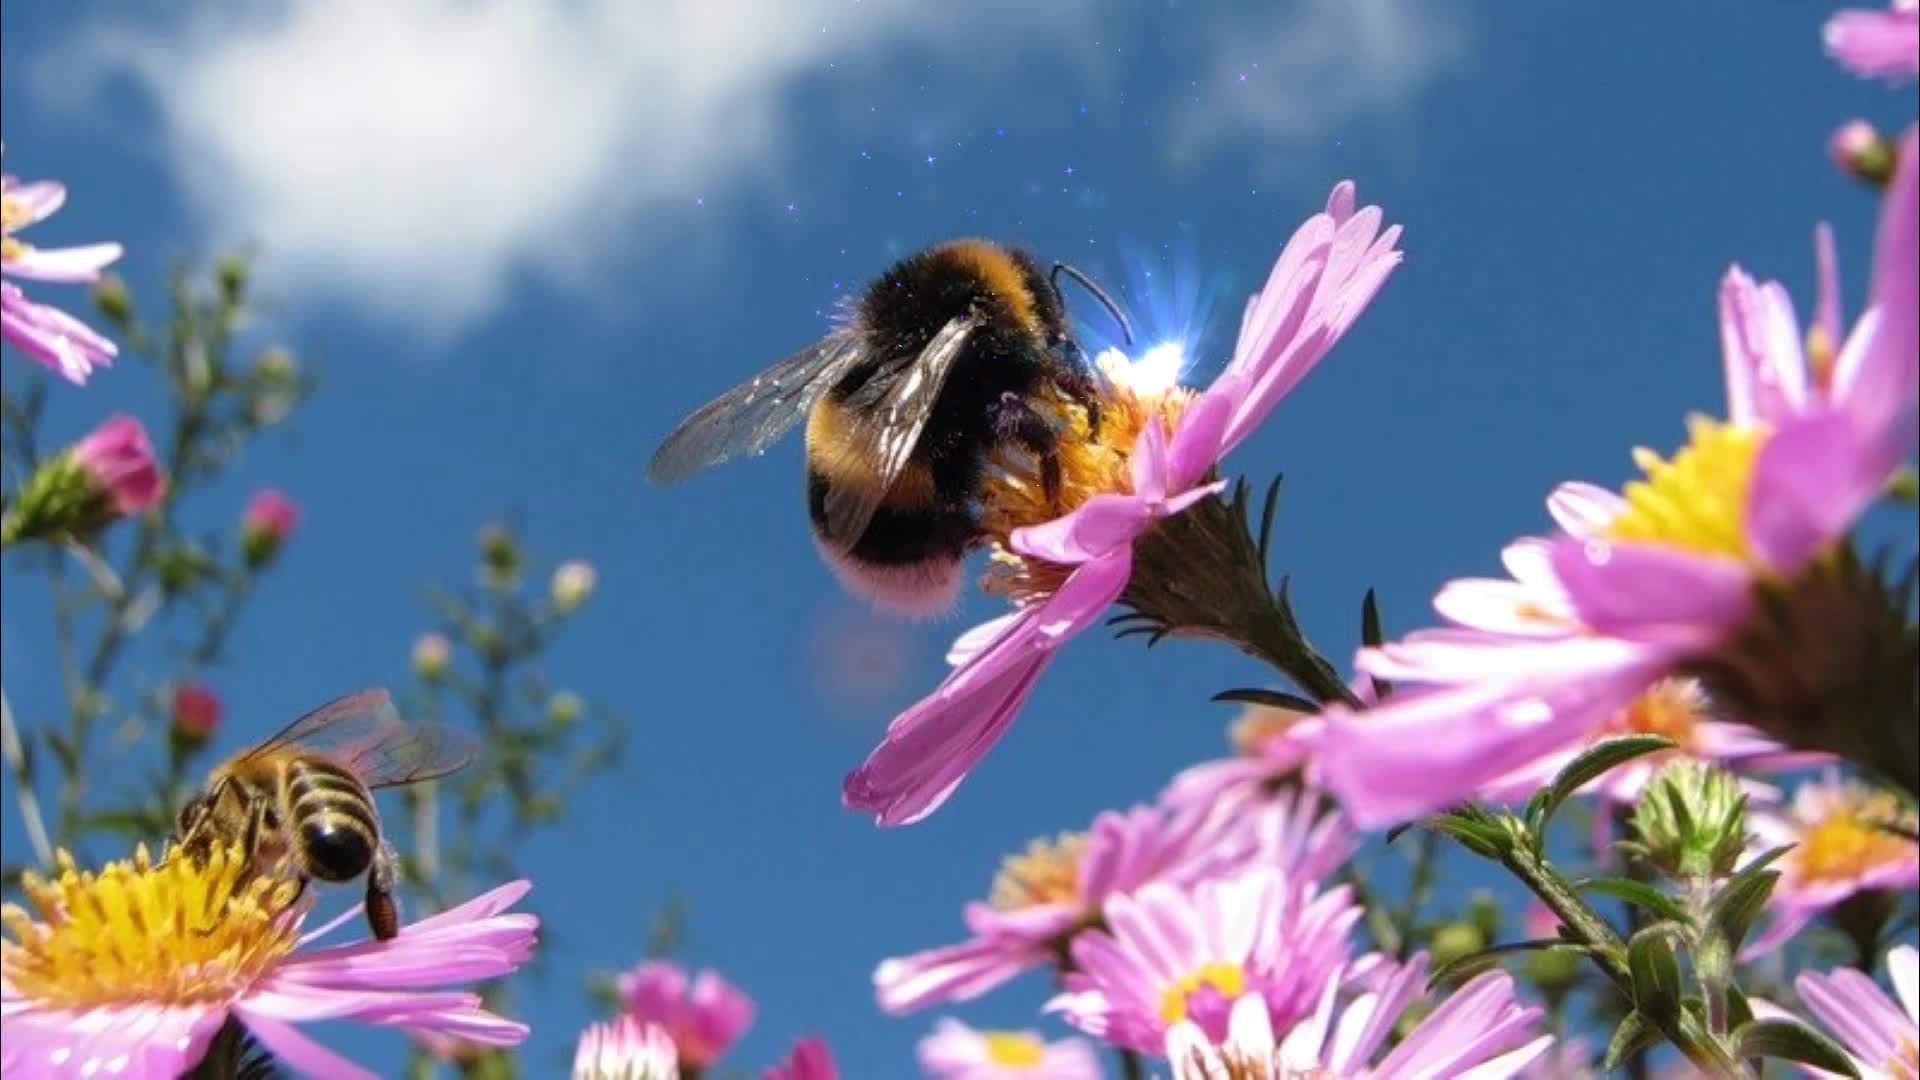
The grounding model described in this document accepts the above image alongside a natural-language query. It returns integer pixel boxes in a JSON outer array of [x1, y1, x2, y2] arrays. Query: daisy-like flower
[[1796, 945, 1918, 1079], [574, 1016, 679, 1080], [616, 960, 754, 1069], [0, 843, 535, 1080], [1744, 771, 1918, 954], [1826, 0, 1920, 78], [1166, 961, 1550, 1080], [763, 1037, 839, 1080], [1311, 130, 1920, 827], [845, 180, 1404, 826], [2, 173, 123, 384], [1046, 866, 1363, 1054], [875, 803, 1238, 1014], [917, 1017, 1101, 1079]]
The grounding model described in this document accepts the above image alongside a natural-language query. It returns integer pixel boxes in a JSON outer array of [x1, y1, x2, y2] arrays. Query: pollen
[[1790, 787, 1916, 886], [988, 832, 1087, 911], [1, 842, 303, 1008], [1605, 679, 1706, 750], [1159, 961, 1247, 1023], [1605, 415, 1769, 564], [982, 1031, 1048, 1068]]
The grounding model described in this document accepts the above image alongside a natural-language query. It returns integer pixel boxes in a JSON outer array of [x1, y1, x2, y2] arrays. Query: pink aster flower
[[573, 1016, 679, 1080], [1166, 961, 1550, 1080], [844, 180, 1404, 826], [616, 960, 754, 1068], [875, 802, 1238, 1014], [1743, 771, 1918, 955], [1310, 130, 1920, 828], [0, 844, 535, 1080], [763, 1037, 839, 1080], [1826, 0, 1920, 78], [2, 174, 123, 384], [917, 1018, 1101, 1079], [1796, 945, 1918, 1079], [72, 414, 165, 516], [1045, 865, 1363, 1054]]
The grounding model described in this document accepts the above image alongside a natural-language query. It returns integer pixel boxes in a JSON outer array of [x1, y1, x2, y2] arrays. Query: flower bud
[[547, 690, 584, 727], [1627, 760, 1749, 880], [215, 254, 249, 301], [1829, 120, 1897, 187], [250, 347, 299, 426], [478, 523, 520, 587], [549, 560, 596, 614], [156, 543, 212, 596], [240, 489, 299, 568], [1, 415, 164, 545], [1429, 921, 1485, 971], [91, 273, 133, 328], [412, 632, 452, 682], [171, 683, 222, 748]]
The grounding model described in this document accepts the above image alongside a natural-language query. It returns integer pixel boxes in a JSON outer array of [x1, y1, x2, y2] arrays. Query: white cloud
[[44, 0, 1467, 339]]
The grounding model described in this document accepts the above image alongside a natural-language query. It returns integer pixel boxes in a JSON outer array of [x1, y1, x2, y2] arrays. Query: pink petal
[[4, 242, 124, 283], [1824, 7, 1920, 77], [2, 179, 66, 226], [1130, 412, 1171, 500], [1548, 538, 1752, 648], [1839, 125, 1920, 468], [1545, 482, 1627, 539], [1814, 222, 1844, 352], [1013, 493, 1154, 564], [875, 937, 1046, 1013], [1745, 408, 1881, 573], [1325, 180, 1357, 222], [946, 612, 1024, 666], [1167, 379, 1236, 490], [1717, 266, 1808, 425], [234, 1008, 380, 1080]]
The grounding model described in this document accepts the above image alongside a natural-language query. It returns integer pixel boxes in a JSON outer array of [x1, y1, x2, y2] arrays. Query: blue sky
[[3, 1, 1914, 1075]]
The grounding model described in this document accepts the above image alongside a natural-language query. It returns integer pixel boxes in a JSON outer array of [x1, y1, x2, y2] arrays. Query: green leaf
[[1707, 845, 1793, 949], [1417, 808, 1515, 860], [1528, 735, 1676, 838], [1211, 688, 1319, 713], [1733, 1019, 1861, 1077], [1627, 927, 1683, 1018], [1725, 981, 1755, 1031], [1425, 939, 1587, 989], [1360, 588, 1385, 647], [1573, 876, 1692, 925], [1603, 1010, 1660, 1072]]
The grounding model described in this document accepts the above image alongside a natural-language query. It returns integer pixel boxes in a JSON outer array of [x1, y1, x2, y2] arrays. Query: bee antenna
[[1051, 262, 1135, 346]]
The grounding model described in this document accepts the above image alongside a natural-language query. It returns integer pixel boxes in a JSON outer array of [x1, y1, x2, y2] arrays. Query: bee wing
[[338, 720, 481, 790], [646, 330, 868, 486], [239, 689, 395, 761], [820, 315, 975, 546]]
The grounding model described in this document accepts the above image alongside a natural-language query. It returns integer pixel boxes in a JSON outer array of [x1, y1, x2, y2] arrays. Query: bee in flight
[[174, 688, 477, 940], [648, 239, 1134, 616]]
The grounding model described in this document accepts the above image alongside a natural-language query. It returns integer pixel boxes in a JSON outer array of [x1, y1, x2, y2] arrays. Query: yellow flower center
[[0, 235, 25, 263], [988, 832, 1086, 911], [1605, 415, 1769, 564], [1158, 962, 1246, 1024], [1, 193, 29, 231], [983, 1031, 1048, 1068], [1230, 702, 1309, 757], [1604, 679, 1705, 750], [1, 843, 302, 1008], [978, 353, 1198, 603], [1797, 791, 1920, 883]]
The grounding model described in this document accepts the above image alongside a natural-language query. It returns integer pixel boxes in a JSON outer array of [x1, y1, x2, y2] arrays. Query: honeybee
[[174, 688, 477, 940], [648, 239, 1133, 616]]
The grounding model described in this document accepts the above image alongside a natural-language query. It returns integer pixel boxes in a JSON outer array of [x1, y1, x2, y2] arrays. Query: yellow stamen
[[988, 833, 1087, 911], [1888, 1036, 1918, 1080], [1805, 324, 1838, 394], [2, 843, 302, 1007], [1158, 961, 1246, 1024], [978, 353, 1198, 602], [1231, 702, 1308, 757], [1792, 786, 1917, 885], [0, 235, 25, 263], [1605, 414, 1768, 563], [1, 193, 29, 231], [982, 1031, 1048, 1068], [1604, 679, 1706, 750]]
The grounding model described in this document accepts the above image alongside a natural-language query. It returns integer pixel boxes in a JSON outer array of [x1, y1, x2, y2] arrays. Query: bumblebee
[[175, 688, 476, 940], [648, 239, 1133, 616]]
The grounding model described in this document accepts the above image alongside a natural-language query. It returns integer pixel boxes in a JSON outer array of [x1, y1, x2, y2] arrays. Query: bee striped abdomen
[[285, 758, 378, 882]]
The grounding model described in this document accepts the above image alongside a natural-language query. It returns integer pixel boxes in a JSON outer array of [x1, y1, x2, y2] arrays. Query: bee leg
[[1052, 358, 1104, 436], [994, 393, 1065, 509], [365, 840, 402, 941]]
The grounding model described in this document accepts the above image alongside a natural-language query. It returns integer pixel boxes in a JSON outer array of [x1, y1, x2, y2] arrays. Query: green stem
[[1117, 1048, 1146, 1080], [0, 687, 53, 867]]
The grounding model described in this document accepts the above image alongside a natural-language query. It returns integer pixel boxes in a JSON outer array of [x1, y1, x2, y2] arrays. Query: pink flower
[[1045, 865, 1363, 1053], [1795, 945, 1918, 1078], [573, 1016, 679, 1079], [170, 683, 222, 743], [762, 1037, 838, 1080], [1826, 0, 1920, 78], [917, 1018, 1101, 1079], [616, 960, 754, 1068], [1, 844, 535, 1080], [1743, 772, 1918, 955], [844, 181, 1403, 826], [1310, 130, 1920, 828], [71, 414, 164, 515], [241, 489, 300, 566], [873, 802, 1253, 1015], [1166, 962, 1551, 1080], [1, 174, 122, 384]]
